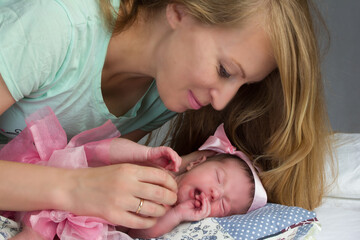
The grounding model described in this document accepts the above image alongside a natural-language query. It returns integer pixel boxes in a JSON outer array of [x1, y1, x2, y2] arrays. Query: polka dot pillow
[[150, 203, 320, 240]]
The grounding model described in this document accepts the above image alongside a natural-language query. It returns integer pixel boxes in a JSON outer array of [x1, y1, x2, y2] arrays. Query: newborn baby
[[128, 152, 256, 238], [127, 123, 267, 238]]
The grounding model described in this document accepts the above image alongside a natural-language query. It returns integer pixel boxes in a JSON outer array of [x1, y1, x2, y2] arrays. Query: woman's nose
[[210, 82, 242, 110]]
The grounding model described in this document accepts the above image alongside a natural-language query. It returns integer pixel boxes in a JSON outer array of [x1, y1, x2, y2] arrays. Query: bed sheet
[[314, 132, 360, 240], [314, 197, 360, 240]]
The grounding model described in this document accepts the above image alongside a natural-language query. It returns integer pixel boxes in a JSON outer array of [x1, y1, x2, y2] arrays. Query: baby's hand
[[175, 192, 211, 222], [146, 146, 182, 172]]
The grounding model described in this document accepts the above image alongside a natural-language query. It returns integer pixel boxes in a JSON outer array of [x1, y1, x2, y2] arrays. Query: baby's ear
[[186, 155, 207, 171], [178, 150, 216, 175]]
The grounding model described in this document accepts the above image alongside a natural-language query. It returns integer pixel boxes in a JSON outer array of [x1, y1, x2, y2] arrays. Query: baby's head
[[176, 154, 254, 217]]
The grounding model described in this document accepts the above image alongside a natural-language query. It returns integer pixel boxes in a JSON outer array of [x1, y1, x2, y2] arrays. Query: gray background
[[317, 0, 360, 133]]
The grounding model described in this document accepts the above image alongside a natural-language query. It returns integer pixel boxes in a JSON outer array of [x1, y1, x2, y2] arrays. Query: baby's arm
[[127, 206, 181, 239], [129, 192, 210, 238], [85, 136, 181, 171], [108, 138, 181, 171]]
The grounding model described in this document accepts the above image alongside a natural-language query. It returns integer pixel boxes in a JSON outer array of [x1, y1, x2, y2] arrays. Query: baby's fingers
[[200, 193, 211, 218], [147, 146, 182, 172]]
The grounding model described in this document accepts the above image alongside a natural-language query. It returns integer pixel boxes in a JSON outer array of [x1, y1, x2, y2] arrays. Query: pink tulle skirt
[[0, 107, 132, 240]]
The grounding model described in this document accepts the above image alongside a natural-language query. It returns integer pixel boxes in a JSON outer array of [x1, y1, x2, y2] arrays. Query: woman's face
[[155, 6, 276, 112]]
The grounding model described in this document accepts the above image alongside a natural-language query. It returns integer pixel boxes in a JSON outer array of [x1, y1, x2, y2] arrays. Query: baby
[[127, 154, 253, 238], [128, 123, 267, 238], [3, 107, 266, 239]]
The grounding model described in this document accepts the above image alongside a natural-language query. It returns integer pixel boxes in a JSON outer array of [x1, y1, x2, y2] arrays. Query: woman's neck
[[102, 8, 169, 83], [100, 8, 171, 117]]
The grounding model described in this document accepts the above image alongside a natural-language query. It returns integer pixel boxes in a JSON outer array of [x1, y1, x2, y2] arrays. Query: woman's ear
[[166, 3, 188, 29]]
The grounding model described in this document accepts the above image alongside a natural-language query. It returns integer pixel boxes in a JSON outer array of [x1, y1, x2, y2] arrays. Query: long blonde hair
[[99, 0, 333, 210]]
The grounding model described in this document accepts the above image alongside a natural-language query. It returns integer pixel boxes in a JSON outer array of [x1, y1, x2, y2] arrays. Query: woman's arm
[[0, 74, 15, 115], [0, 75, 179, 229], [0, 160, 178, 229], [0, 161, 70, 211], [0, 76, 64, 211]]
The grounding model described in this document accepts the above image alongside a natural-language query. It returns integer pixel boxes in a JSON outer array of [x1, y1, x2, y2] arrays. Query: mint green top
[[0, 0, 176, 140]]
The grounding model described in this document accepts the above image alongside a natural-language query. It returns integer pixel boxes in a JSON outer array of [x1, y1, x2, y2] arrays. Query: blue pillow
[[151, 203, 320, 240]]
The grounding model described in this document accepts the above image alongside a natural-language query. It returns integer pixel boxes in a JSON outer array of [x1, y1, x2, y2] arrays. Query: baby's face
[[176, 157, 252, 217]]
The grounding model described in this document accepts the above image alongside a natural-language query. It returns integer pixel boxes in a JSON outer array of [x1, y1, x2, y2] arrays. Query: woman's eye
[[218, 64, 231, 78]]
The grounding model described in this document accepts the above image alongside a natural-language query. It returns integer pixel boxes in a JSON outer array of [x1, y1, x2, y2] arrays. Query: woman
[[0, 0, 331, 231], [167, 0, 333, 211]]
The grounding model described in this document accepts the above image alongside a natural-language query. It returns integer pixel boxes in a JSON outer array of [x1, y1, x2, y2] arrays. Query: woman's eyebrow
[[232, 58, 246, 78]]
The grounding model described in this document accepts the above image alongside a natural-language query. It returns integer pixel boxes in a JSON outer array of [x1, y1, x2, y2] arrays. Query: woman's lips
[[188, 91, 203, 110]]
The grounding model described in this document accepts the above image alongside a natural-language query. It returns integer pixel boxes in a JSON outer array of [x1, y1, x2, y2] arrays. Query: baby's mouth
[[194, 188, 203, 208], [194, 188, 201, 199]]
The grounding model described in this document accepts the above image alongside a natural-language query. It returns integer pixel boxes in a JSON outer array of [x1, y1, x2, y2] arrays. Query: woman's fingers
[[137, 182, 177, 206], [112, 211, 158, 229], [65, 163, 177, 228], [128, 197, 167, 217], [67, 163, 177, 228], [136, 165, 178, 197]]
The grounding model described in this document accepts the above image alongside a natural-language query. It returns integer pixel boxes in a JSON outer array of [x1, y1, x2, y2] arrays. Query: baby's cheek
[[209, 203, 221, 217]]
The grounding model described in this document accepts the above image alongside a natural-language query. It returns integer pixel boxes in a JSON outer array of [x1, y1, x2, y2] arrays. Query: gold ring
[[136, 198, 144, 214]]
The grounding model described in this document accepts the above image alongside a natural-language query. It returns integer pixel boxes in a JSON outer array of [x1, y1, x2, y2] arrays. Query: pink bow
[[199, 123, 267, 213]]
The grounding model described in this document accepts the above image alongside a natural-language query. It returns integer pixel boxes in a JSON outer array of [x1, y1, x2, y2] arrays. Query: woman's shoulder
[[54, 0, 106, 24], [2, 0, 110, 27], [0, 0, 74, 101]]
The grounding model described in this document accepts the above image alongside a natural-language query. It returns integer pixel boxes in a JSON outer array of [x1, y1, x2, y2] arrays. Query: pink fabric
[[0, 107, 132, 240], [199, 123, 267, 213]]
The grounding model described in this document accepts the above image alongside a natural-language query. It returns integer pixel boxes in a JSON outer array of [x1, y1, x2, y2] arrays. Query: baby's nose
[[210, 187, 223, 201]]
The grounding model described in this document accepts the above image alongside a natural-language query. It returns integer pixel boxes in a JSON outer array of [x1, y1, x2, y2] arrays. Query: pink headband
[[198, 123, 267, 213]]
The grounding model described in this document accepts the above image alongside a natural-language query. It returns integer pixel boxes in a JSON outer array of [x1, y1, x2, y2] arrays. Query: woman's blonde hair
[[99, 0, 333, 210]]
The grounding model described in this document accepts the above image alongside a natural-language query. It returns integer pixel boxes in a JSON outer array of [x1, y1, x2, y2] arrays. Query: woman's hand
[[64, 163, 178, 229]]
